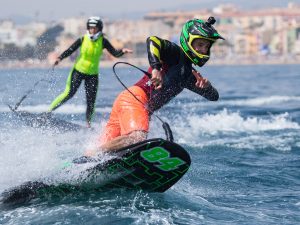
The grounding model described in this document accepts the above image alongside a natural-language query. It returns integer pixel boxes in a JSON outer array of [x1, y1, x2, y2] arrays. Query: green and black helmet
[[180, 17, 224, 67]]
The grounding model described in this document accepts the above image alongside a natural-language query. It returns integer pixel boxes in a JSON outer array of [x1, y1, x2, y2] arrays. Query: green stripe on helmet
[[180, 17, 224, 67]]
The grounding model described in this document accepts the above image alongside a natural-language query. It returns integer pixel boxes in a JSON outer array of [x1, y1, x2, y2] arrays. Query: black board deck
[[1, 138, 191, 205], [8, 105, 84, 132]]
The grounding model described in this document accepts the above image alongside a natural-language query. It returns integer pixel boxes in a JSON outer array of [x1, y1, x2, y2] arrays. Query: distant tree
[[19, 44, 35, 60], [164, 20, 174, 28], [34, 24, 64, 60], [0, 43, 35, 61], [0, 43, 20, 60]]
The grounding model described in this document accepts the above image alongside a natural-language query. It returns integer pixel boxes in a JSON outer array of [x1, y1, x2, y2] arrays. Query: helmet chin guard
[[87, 31, 102, 41]]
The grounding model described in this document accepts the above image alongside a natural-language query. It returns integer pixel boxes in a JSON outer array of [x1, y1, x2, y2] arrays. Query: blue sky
[[1, 0, 299, 23]]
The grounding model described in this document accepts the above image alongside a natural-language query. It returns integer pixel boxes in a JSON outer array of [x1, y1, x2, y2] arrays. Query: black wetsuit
[[134, 36, 219, 113]]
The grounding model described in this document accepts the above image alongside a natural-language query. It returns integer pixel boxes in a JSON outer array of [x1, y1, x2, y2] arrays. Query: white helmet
[[86, 17, 103, 41], [87, 17, 103, 31]]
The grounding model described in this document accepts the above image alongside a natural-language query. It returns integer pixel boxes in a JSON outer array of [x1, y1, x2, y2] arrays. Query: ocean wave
[[223, 95, 300, 107], [173, 109, 299, 135], [0, 104, 112, 114], [176, 95, 300, 108], [169, 109, 300, 151]]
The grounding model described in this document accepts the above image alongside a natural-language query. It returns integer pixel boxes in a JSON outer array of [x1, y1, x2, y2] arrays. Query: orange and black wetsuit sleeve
[[58, 38, 82, 60], [146, 36, 181, 70]]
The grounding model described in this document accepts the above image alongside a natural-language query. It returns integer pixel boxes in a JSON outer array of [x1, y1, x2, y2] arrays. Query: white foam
[[173, 109, 299, 151], [0, 104, 112, 114], [224, 95, 300, 107], [0, 121, 109, 191], [177, 109, 299, 135], [2, 95, 299, 113], [181, 95, 300, 108]]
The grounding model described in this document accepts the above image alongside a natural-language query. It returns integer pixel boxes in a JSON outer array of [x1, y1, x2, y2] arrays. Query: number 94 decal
[[140, 147, 185, 171]]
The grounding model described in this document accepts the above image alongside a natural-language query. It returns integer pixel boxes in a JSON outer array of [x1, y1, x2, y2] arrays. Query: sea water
[[0, 64, 299, 224]]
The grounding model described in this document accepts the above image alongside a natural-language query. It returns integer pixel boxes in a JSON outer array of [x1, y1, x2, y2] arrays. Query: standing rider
[[50, 17, 132, 127], [86, 17, 224, 155]]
